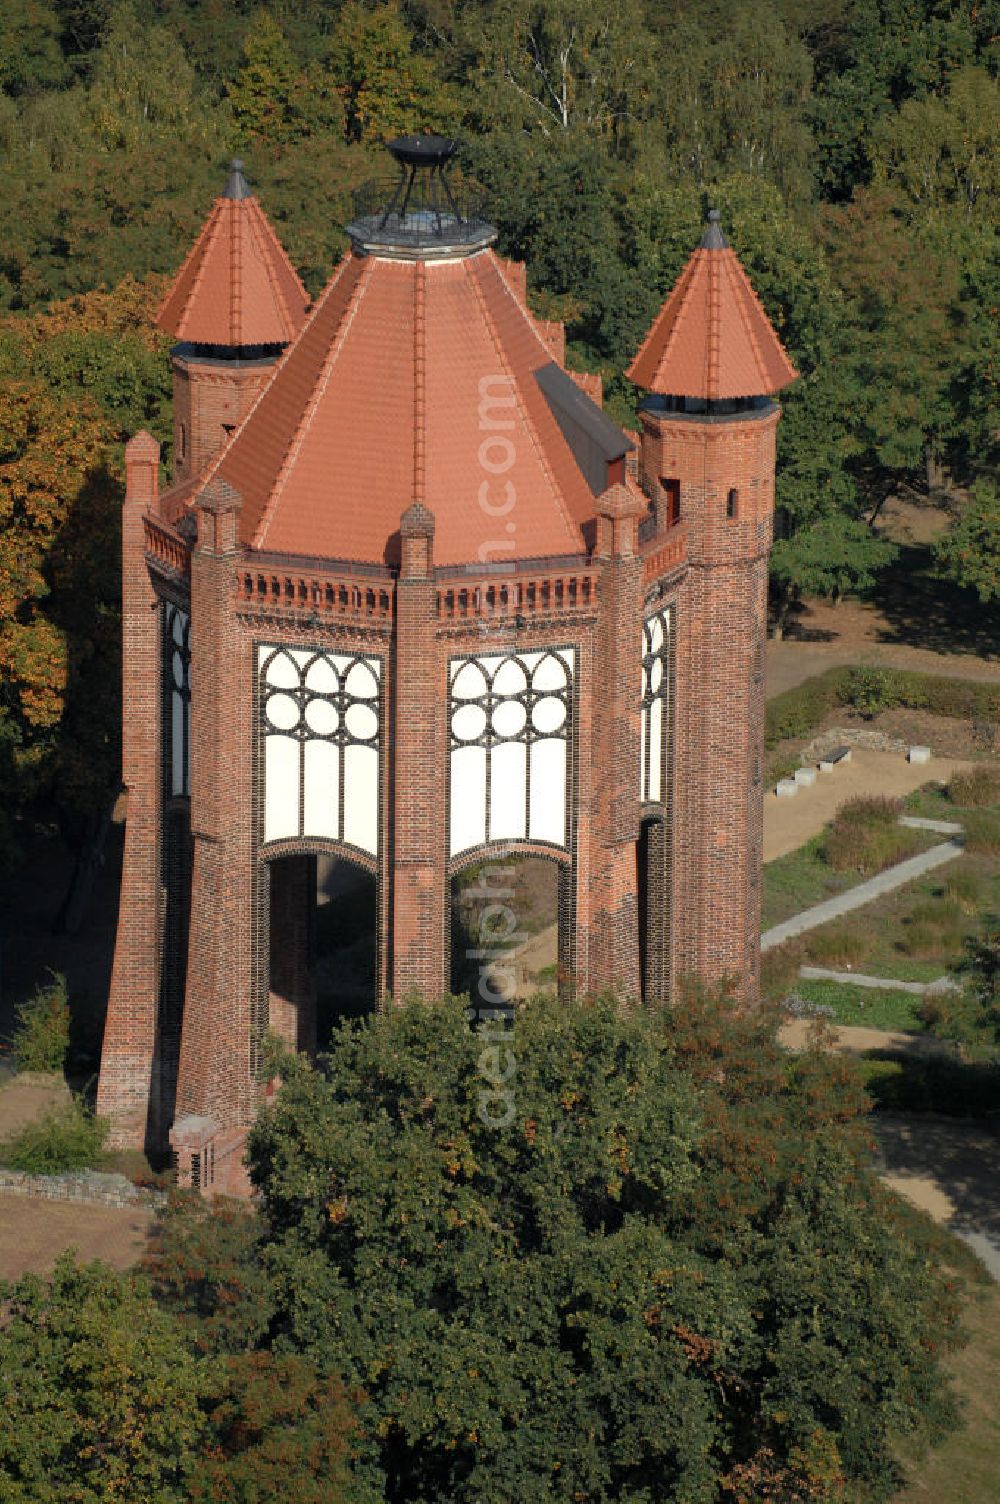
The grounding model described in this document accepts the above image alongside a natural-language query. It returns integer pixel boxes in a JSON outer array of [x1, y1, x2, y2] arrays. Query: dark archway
[[449, 850, 570, 1014], [266, 851, 376, 1056]]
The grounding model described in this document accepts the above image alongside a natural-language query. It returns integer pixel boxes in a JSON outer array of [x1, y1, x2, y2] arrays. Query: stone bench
[[775, 778, 799, 798], [793, 766, 817, 788], [908, 744, 931, 764], [819, 746, 852, 773]]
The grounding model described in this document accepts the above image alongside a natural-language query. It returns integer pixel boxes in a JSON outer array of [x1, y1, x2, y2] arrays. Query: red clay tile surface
[[196, 249, 595, 567], [627, 245, 797, 399], [157, 195, 309, 347]]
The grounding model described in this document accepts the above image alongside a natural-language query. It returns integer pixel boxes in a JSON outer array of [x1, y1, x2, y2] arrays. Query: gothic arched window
[[258, 646, 382, 856], [448, 647, 574, 857]]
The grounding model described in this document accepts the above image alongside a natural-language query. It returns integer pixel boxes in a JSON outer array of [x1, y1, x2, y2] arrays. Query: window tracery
[[641, 609, 672, 804], [258, 646, 381, 855], [449, 647, 573, 857]]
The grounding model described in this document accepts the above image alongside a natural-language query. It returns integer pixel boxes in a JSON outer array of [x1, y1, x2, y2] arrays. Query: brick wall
[[640, 406, 777, 997], [96, 434, 166, 1151], [171, 354, 276, 483]]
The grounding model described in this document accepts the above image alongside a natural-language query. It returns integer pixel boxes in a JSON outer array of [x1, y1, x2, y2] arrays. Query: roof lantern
[[346, 135, 496, 259], [156, 159, 310, 349], [626, 209, 797, 401]]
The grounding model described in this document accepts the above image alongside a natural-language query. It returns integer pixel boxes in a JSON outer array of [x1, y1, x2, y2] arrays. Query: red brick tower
[[627, 210, 797, 995], [156, 159, 309, 482], [98, 146, 796, 1188], [96, 161, 307, 1157]]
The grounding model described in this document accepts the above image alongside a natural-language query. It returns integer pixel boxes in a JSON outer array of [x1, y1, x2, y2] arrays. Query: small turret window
[[726, 488, 739, 520], [659, 478, 681, 527]]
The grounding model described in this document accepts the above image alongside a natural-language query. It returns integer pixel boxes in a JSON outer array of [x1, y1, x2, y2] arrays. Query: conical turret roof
[[627, 211, 797, 400], [156, 160, 309, 347], [181, 246, 631, 567]]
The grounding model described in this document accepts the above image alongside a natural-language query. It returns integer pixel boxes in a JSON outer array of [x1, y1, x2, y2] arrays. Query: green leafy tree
[[923, 918, 1000, 1062], [226, 7, 342, 148], [467, 0, 656, 157], [328, 1, 460, 143], [244, 992, 962, 1501], [870, 64, 1000, 219], [934, 480, 1000, 604], [0, 0, 67, 96], [0, 1256, 214, 1502], [771, 512, 897, 604]]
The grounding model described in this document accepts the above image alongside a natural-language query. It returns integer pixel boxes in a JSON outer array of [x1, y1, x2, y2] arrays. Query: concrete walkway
[[761, 839, 964, 950], [798, 965, 957, 995]]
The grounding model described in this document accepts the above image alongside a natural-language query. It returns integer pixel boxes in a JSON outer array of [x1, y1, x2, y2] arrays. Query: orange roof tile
[[156, 161, 309, 347], [627, 212, 797, 399], [190, 247, 615, 567]]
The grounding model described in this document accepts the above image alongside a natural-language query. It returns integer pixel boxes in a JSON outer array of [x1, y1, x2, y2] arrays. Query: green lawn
[[762, 835, 858, 928], [793, 977, 926, 1031], [762, 825, 939, 930]]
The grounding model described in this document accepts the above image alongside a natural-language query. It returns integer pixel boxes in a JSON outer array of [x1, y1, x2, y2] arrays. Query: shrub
[[822, 806, 920, 876], [764, 668, 850, 748], [922, 920, 1000, 1063], [803, 925, 867, 968], [949, 766, 1000, 808], [760, 939, 806, 1000], [962, 809, 1000, 854], [8, 974, 70, 1075], [1, 1097, 108, 1174], [836, 795, 902, 828], [896, 898, 967, 962], [845, 664, 902, 719]]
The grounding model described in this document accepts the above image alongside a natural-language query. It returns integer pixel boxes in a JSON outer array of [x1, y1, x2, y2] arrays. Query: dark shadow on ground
[[870, 545, 1000, 659], [873, 1111, 1000, 1269]]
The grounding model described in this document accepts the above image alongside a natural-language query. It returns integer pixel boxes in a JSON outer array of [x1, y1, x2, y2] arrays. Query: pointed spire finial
[[223, 158, 251, 200], [701, 209, 728, 250]]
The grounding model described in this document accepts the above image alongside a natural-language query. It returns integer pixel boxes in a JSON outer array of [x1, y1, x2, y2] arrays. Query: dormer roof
[[627, 211, 797, 400], [156, 160, 309, 348]]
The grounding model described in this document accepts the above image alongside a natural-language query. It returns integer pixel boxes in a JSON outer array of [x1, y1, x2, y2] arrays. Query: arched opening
[[267, 851, 376, 1055], [450, 851, 569, 1015]]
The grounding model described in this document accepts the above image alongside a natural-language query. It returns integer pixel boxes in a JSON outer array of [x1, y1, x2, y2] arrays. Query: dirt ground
[[0, 1073, 71, 1140], [0, 1195, 155, 1280], [763, 748, 979, 862]]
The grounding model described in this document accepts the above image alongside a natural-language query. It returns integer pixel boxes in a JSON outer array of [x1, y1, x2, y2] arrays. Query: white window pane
[[531, 654, 567, 692], [264, 735, 299, 842], [263, 649, 300, 689], [303, 739, 339, 840], [452, 660, 487, 698], [640, 706, 647, 800], [529, 739, 566, 846], [304, 654, 338, 693], [489, 740, 527, 841], [649, 698, 662, 804], [450, 745, 487, 856], [344, 660, 379, 699], [343, 743, 379, 856], [492, 658, 527, 695]]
